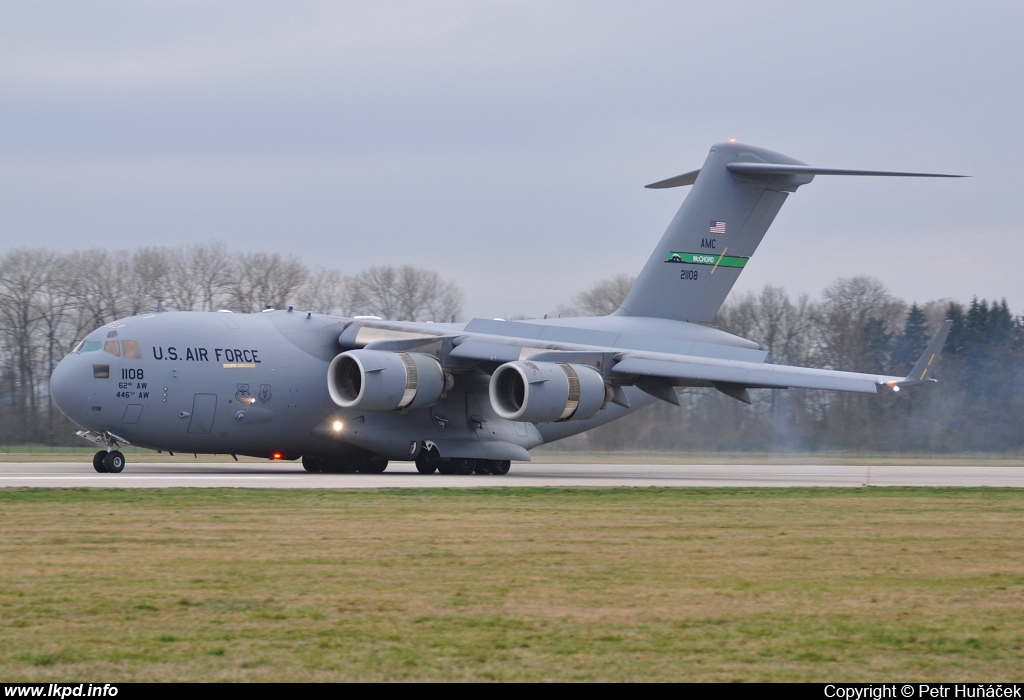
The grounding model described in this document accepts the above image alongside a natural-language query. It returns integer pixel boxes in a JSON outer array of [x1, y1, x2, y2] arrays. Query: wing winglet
[[885, 320, 953, 388]]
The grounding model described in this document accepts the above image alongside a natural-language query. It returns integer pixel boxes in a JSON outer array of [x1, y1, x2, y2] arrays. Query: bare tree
[[189, 243, 231, 311], [0, 250, 55, 436], [223, 252, 309, 312], [344, 265, 462, 322], [165, 244, 229, 311], [64, 249, 133, 329], [124, 247, 172, 314], [817, 276, 906, 371], [557, 274, 636, 317], [296, 267, 347, 315], [719, 285, 816, 366]]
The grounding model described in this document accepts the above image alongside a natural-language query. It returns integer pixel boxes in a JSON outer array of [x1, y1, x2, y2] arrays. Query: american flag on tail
[[709, 220, 726, 234]]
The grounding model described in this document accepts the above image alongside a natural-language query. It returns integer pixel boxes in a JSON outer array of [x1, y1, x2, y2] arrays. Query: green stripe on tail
[[664, 252, 749, 268]]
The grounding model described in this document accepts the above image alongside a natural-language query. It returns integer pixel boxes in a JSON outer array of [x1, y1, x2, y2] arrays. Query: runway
[[2, 461, 1024, 488]]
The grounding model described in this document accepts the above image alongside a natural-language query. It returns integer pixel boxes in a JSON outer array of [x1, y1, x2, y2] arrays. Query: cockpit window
[[122, 340, 142, 359], [77, 339, 142, 358]]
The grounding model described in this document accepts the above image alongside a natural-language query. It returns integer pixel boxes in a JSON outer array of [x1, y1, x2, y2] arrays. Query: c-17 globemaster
[[49, 141, 963, 475]]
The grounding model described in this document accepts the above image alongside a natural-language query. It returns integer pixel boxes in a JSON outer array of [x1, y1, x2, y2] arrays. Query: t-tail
[[616, 141, 966, 324]]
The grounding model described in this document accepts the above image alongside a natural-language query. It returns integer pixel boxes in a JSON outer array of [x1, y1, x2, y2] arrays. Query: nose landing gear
[[81, 431, 130, 473], [92, 449, 126, 473]]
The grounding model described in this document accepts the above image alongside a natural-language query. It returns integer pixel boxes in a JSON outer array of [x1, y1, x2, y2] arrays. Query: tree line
[[1, 245, 1019, 452]]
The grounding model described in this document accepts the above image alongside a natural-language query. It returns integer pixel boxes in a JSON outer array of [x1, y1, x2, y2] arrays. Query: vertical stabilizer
[[617, 142, 964, 324], [617, 142, 809, 323]]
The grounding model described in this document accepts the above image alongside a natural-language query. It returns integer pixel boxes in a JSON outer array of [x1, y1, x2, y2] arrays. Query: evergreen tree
[[891, 303, 929, 374]]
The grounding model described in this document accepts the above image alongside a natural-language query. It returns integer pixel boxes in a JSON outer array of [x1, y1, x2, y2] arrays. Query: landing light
[[272, 452, 283, 460], [332, 420, 344, 432], [893, 386, 901, 393]]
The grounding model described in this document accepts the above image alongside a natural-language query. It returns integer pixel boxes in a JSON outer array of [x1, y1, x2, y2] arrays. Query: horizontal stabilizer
[[726, 163, 968, 179], [645, 169, 701, 189]]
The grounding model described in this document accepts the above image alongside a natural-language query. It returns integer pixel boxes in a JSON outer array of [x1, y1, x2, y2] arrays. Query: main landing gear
[[414, 445, 511, 476], [92, 449, 126, 473], [302, 449, 512, 476]]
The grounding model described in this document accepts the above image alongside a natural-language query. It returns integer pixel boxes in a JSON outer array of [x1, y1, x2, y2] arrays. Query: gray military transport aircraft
[[49, 141, 962, 475]]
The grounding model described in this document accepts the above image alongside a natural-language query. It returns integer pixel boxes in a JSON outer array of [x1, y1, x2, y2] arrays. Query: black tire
[[93, 450, 109, 473], [301, 455, 323, 473], [492, 460, 511, 475], [356, 460, 388, 474], [452, 458, 475, 476], [321, 459, 357, 474], [473, 460, 494, 475], [415, 452, 437, 474], [436, 459, 457, 475], [103, 450, 125, 473]]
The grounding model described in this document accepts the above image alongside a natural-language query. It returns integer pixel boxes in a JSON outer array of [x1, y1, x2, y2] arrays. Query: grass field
[[1, 487, 1023, 681]]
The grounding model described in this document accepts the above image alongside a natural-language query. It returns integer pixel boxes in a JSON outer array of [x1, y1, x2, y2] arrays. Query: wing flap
[[449, 339, 524, 364], [612, 355, 890, 394]]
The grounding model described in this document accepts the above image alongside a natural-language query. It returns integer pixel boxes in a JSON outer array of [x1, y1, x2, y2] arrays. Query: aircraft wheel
[[93, 450, 109, 473], [301, 455, 323, 473], [415, 452, 437, 474], [452, 458, 475, 476], [436, 459, 456, 475], [492, 460, 511, 476], [321, 460, 357, 474], [357, 460, 388, 474], [103, 450, 126, 473], [473, 460, 494, 475]]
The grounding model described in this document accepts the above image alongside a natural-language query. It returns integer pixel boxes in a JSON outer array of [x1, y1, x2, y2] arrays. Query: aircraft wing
[[610, 319, 953, 399], [348, 318, 952, 403]]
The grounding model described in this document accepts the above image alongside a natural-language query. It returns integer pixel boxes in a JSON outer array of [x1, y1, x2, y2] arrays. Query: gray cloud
[[0, 1, 1019, 317]]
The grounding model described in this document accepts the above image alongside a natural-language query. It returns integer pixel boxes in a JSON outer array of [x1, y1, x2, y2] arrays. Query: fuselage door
[[187, 393, 218, 434]]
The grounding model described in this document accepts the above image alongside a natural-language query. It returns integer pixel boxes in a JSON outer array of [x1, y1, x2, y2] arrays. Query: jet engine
[[488, 361, 607, 423], [328, 350, 449, 411]]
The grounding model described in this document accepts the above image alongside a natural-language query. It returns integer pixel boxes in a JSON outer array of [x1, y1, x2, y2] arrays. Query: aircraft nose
[[49, 355, 84, 420]]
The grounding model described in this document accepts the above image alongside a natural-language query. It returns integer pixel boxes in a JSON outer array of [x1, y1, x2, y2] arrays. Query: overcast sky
[[1, 1, 1020, 319]]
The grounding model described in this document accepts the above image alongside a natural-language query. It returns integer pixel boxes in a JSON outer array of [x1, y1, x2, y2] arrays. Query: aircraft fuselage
[[49, 308, 657, 465]]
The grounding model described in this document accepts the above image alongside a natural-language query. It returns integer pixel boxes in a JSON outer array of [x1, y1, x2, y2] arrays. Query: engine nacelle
[[328, 349, 448, 411], [489, 361, 607, 423]]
